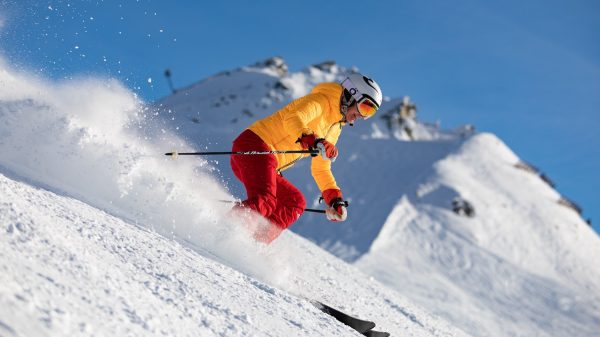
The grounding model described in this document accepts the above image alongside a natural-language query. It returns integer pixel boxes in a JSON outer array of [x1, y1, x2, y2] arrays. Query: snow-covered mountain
[[156, 57, 600, 337], [1, 56, 599, 337], [0, 56, 468, 337]]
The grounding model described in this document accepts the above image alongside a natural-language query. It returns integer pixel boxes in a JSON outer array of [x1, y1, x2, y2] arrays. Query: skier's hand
[[297, 133, 318, 156], [322, 189, 348, 222], [326, 200, 347, 222], [315, 139, 338, 162]]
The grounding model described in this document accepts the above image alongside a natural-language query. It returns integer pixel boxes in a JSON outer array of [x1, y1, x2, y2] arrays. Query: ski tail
[[311, 300, 376, 334], [364, 330, 391, 337]]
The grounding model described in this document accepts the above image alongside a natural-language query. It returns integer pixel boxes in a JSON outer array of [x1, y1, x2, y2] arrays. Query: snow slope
[[1, 173, 469, 337], [356, 133, 600, 337], [0, 57, 469, 336]]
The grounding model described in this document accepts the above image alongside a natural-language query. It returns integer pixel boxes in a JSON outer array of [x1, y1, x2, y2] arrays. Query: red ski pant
[[230, 129, 306, 231]]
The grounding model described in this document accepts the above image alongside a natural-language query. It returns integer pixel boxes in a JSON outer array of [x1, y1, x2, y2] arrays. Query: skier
[[230, 73, 383, 243]]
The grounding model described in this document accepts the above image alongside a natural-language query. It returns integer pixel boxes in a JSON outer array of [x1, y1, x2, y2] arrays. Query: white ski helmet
[[340, 73, 382, 119]]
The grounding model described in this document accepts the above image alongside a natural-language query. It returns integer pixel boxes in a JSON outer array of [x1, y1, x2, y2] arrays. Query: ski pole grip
[[165, 151, 179, 159]]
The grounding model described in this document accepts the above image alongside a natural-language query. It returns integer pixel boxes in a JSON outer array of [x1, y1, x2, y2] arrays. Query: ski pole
[[304, 208, 326, 214], [218, 200, 326, 214], [165, 149, 319, 157]]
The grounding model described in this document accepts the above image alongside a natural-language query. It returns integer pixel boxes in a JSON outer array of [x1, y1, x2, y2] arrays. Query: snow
[[0, 57, 469, 336], [0, 174, 373, 336], [154, 58, 600, 337], [1, 54, 599, 337], [0, 165, 466, 337], [356, 133, 600, 337]]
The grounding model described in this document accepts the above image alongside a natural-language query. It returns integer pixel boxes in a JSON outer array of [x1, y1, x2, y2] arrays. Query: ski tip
[[309, 300, 325, 310]]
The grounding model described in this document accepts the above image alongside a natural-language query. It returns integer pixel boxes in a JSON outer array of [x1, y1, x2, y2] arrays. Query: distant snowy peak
[[245, 57, 357, 91], [163, 56, 355, 97], [278, 59, 357, 98], [247, 56, 289, 77], [156, 57, 358, 115]]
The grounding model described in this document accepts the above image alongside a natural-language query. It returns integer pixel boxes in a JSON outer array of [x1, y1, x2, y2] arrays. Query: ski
[[311, 300, 376, 334], [364, 330, 391, 337]]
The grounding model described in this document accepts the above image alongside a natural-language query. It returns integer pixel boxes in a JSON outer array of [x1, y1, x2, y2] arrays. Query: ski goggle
[[356, 97, 379, 119], [341, 77, 379, 120]]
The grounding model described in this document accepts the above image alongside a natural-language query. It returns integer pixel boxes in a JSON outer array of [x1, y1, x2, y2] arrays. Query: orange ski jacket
[[248, 82, 345, 192]]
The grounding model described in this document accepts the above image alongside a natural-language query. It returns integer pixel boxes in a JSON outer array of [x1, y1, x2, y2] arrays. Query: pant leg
[[230, 129, 278, 217], [267, 174, 306, 230]]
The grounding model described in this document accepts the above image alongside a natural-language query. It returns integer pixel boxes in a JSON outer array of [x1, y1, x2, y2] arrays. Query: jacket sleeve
[[311, 156, 339, 192], [311, 125, 343, 192], [281, 94, 326, 137]]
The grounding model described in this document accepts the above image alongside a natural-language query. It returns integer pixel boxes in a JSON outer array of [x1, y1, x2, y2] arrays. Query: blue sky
[[1, 0, 598, 232]]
